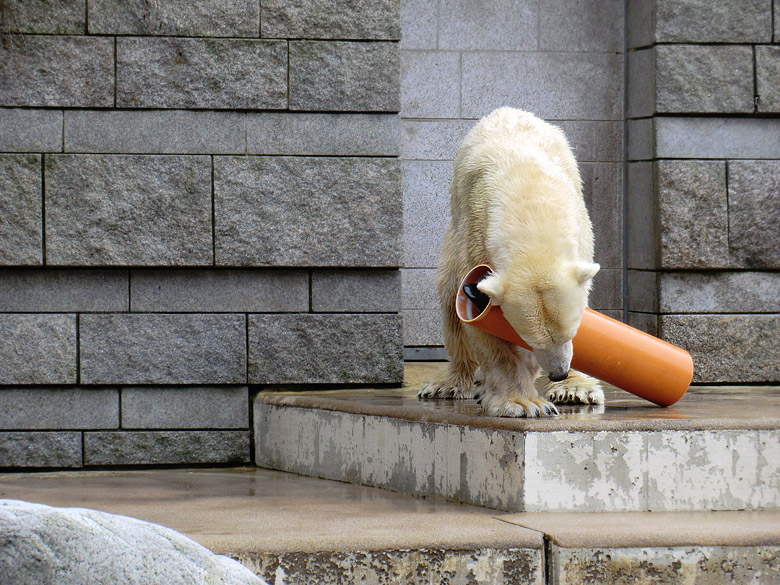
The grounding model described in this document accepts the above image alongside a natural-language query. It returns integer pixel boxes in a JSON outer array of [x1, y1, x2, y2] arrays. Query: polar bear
[[419, 107, 604, 417]]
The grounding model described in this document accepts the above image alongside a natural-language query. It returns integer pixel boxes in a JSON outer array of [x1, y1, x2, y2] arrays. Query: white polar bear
[[419, 107, 605, 417]]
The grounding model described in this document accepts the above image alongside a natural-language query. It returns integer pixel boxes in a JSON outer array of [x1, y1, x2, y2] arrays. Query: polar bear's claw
[[543, 376, 605, 405], [418, 379, 476, 400]]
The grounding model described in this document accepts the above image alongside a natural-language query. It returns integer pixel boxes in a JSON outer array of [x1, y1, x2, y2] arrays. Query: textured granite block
[[79, 314, 247, 384], [117, 38, 287, 109], [65, 110, 245, 154], [400, 119, 471, 161], [45, 154, 212, 266], [0, 0, 85, 33], [627, 270, 658, 313], [656, 45, 754, 114], [438, 0, 537, 50], [656, 160, 729, 269], [247, 112, 399, 156], [580, 163, 622, 269], [626, 118, 652, 161], [0, 388, 117, 430], [214, 156, 401, 267], [728, 161, 780, 268], [655, 0, 772, 43], [0, 432, 81, 468], [626, 162, 656, 269], [655, 117, 780, 159], [0, 269, 128, 312], [311, 270, 401, 312], [553, 121, 623, 163], [0, 36, 113, 107], [756, 46, 780, 113], [130, 269, 308, 312], [84, 431, 250, 465], [289, 41, 399, 112], [540, 0, 623, 51], [402, 309, 444, 346], [401, 52, 460, 118], [401, 160, 451, 268], [658, 272, 780, 313], [462, 52, 622, 120], [261, 0, 400, 39], [626, 0, 653, 48], [401, 268, 438, 310], [660, 314, 780, 383], [626, 49, 655, 118], [400, 0, 436, 49], [89, 0, 259, 36], [0, 109, 62, 152], [121, 387, 248, 429], [248, 314, 403, 384], [589, 269, 622, 311], [0, 314, 76, 384], [0, 154, 41, 265], [627, 311, 659, 336]]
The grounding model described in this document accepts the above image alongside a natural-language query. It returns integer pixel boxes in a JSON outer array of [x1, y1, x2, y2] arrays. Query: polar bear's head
[[477, 261, 599, 381]]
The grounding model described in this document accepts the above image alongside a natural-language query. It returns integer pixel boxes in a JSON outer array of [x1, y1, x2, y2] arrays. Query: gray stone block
[[400, 0, 436, 49], [0, 314, 76, 384], [0, 154, 41, 265], [400, 119, 471, 161], [89, 0, 259, 36], [658, 271, 780, 313], [84, 431, 250, 465], [131, 269, 308, 312], [311, 270, 400, 312], [401, 52, 460, 118], [656, 45, 754, 114], [0, 109, 62, 152], [580, 162, 623, 269], [0, 269, 128, 312], [626, 118, 652, 161], [0, 36, 113, 107], [438, 0, 537, 50], [117, 38, 287, 109], [401, 160, 451, 268], [247, 112, 399, 156], [0, 432, 81, 468], [540, 0, 623, 51], [462, 52, 622, 120], [656, 160, 729, 269], [728, 161, 780, 268], [65, 110, 245, 154], [627, 311, 658, 336], [627, 270, 658, 313], [655, 117, 780, 159], [121, 387, 248, 429], [401, 268, 438, 310], [756, 45, 780, 113], [403, 309, 444, 346], [553, 121, 623, 163], [626, 49, 655, 118], [45, 154, 212, 266], [0, 0, 85, 33], [660, 314, 780, 383], [79, 314, 246, 384], [290, 41, 399, 112], [0, 388, 118, 430], [248, 314, 403, 384], [655, 0, 772, 43], [589, 268, 622, 311], [626, 0, 653, 48], [214, 156, 401, 267], [261, 0, 400, 39], [626, 162, 657, 269]]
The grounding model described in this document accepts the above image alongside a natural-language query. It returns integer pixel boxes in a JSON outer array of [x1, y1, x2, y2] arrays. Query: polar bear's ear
[[477, 273, 504, 304], [575, 262, 600, 286]]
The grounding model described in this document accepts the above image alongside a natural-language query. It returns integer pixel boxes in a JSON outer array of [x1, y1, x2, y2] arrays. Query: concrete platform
[[255, 363, 780, 512]]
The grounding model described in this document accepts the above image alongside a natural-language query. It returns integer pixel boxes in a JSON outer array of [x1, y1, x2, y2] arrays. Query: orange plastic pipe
[[456, 265, 694, 407]]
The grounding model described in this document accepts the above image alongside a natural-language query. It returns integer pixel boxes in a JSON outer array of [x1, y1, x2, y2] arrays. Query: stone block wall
[[0, 0, 402, 468], [626, 0, 780, 383]]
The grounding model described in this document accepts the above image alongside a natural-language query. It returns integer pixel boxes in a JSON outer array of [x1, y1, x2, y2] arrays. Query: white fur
[[419, 108, 605, 417]]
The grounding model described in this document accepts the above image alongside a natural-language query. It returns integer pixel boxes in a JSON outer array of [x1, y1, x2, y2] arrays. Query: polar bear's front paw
[[418, 377, 475, 400], [482, 395, 559, 418], [543, 375, 605, 405]]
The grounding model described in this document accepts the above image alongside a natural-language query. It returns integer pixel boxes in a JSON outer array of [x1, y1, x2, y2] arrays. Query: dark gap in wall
[[118, 388, 123, 429], [75, 313, 80, 384], [113, 37, 117, 107], [245, 313, 250, 388], [210, 156, 216, 265], [725, 161, 731, 254], [127, 268, 132, 311], [622, 0, 630, 323], [308, 270, 313, 311], [40, 154, 46, 264]]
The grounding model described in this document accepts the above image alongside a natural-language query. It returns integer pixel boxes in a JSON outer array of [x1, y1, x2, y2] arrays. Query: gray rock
[[728, 161, 780, 268], [626, 118, 652, 161], [438, 0, 537, 50], [214, 156, 401, 267], [658, 271, 780, 313], [0, 109, 62, 152], [400, 0, 436, 49], [626, 0, 653, 48], [0, 269, 128, 312], [402, 309, 444, 346], [756, 45, 780, 113], [626, 48, 655, 118], [553, 120, 623, 163], [401, 268, 438, 310], [311, 269, 401, 312], [400, 119, 473, 161], [0, 432, 82, 468], [0, 500, 265, 585], [580, 162, 623, 269], [401, 160, 451, 268], [0, 314, 76, 384], [289, 41, 399, 111], [655, 0, 772, 43], [261, 0, 400, 39], [401, 52, 461, 118], [589, 268, 623, 311], [540, 0, 623, 51], [655, 117, 780, 159], [0, 154, 41, 265], [45, 154, 212, 266], [0, 36, 113, 107], [0, 388, 118, 430], [626, 162, 657, 269], [0, 0, 85, 33], [121, 387, 248, 429], [117, 38, 287, 109]]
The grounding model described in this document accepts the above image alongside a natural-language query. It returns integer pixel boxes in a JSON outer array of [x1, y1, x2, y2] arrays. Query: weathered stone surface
[[311, 270, 401, 312], [248, 314, 403, 384], [659, 272, 780, 313], [130, 269, 308, 312], [117, 38, 287, 109], [400, 119, 472, 160], [89, 0, 259, 36], [0, 314, 76, 384], [84, 431, 251, 465], [626, 0, 653, 48], [0, 36, 113, 107], [655, 117, 780, 159], [401, 160, 451, 268], [540, 0, 623, 51], [403, 309, 444, 346], [214, 156, 401, 267], [589, 269, 622, 311], [627, 270, 658, 313], [728, 161, 780, 268], [0, 432, 81, 467], [656, 45, 754, 113], [289, 41, 399, 111], [626, 162, 656, 269], [0, 500, 265, 585], [580, 162, 622, 269], [0, 269, 128, 311], [660, 314, 780, 383], [261, 0, 400, 39], [626, 48, 655, 118], [438, 0, 537, 50], [553, 121, 623, 163], [247, 112, 399, 156], [79, 314, 246, 384], [401, 52, 460, 118], [0, 109, 62, 152], [45, 155, 212, 266], [626, 118, 652, 161], [401, 268, 438, 310], [656, 160, 729, 269], [121, 387, 248, 429], [0, 388, 117, 430], [400, 0, 436, 49], [757, 46, 780, 113], [655, 0, 772, 43], [0, 154, 41, 265], [0, 0, 84, 33]]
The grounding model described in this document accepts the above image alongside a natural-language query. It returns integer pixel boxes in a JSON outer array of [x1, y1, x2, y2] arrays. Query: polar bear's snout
[[534, 341, 574, 382]]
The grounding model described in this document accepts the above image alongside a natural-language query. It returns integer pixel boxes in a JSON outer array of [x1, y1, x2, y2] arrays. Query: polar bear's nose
[[548, 370, 569, 382]]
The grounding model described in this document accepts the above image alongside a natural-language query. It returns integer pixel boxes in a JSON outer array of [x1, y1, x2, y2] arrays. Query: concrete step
[[254, 363, 780, 513], [1, 468, 778, 585]]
